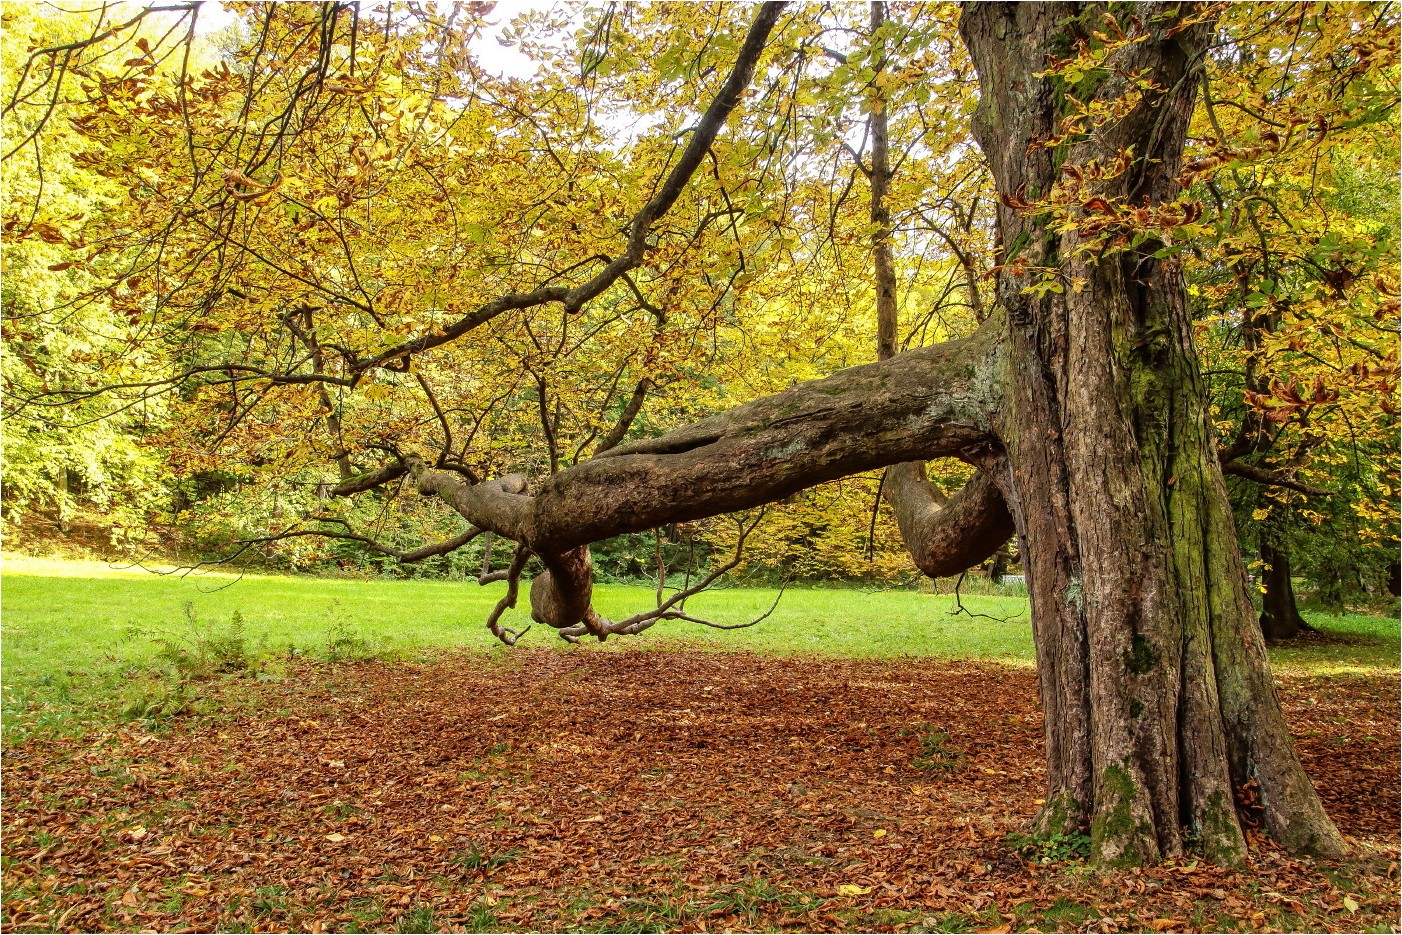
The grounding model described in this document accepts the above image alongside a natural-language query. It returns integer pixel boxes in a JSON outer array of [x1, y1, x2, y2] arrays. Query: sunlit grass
[[2, 553, 1395, 737], [0, 552, 1034, 679]]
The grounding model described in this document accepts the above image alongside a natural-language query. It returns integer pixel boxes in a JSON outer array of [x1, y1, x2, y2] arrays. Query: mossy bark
[[961, 2, 1343, 864]]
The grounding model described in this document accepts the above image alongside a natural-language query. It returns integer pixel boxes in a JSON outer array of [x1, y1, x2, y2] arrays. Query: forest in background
[[2, 2, 1397, 610], [3, 6, 1402, 927]]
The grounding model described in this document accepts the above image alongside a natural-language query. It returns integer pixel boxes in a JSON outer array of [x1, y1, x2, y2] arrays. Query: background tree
[[1184, 2, 1400, 636]]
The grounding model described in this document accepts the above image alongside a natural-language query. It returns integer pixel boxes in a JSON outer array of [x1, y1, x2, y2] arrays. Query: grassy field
[[0, 553, 1039, 675], [2, 552, 1396, 736]]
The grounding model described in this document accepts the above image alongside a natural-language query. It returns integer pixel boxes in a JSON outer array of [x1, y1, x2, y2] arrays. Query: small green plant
[[130, 604, 263, 680], [324, 620, 380, 663], [322, 800, 359, 819], [395, 903, 441, 934], [251, 885, 288, 915], [1007, 829, 1092, 864], [452, 843, 518, 875], [703, 878, 819, 923], [461, 900, 501, 934], [119, 676, 195, 722], [344, 897, 387, 933], [909, 724, 961, 771]]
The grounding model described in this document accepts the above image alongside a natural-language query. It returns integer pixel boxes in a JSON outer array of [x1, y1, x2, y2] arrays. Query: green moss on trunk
[[1090, 763, 1156, 867]]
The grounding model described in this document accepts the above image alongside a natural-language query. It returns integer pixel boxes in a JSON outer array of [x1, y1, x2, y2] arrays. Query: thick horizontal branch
[[403, 318, 1005, 643], [413, 321, 1002, 552], [416, 471, 532, 538]]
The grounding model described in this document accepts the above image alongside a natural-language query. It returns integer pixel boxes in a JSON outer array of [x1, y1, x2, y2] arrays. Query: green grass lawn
[[2, 552, 1396, 736], [0, 553, 1035, 678]]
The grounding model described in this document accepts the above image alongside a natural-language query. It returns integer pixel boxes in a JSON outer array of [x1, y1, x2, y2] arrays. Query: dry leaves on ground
[[3, 651, 1397, 932]]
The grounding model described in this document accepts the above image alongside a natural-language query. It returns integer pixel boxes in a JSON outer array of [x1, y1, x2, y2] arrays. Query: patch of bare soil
[[3, 652, 1397, 932]]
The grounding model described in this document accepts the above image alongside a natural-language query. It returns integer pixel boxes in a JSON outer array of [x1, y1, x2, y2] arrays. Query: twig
[[946, 571, 1021, 624], [484, 545, 533, 646]]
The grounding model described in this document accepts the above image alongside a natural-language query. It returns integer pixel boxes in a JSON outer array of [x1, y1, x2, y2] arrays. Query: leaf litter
[[3, 651, 1397, 932]]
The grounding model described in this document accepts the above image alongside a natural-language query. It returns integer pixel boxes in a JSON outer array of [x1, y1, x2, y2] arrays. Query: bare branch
[[1220, 459, 1329, 497], [594, 377, 653, 455], [563, 510, 784, 641], [233, 524, 483, 563], [330, 461, 409, 497], [484, 545, 533, 646]]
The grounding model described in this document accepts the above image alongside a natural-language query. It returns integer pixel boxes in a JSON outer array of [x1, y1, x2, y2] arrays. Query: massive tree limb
[[411, 319, 1005, 633]]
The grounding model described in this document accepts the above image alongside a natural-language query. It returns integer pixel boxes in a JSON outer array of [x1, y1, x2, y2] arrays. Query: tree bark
[[1258, 540, 1309, 641], [419, 324, 1004, 549], [884, 462, 1014, 579], [869, 0, 899, 363], [960, 2, 1342, 863]]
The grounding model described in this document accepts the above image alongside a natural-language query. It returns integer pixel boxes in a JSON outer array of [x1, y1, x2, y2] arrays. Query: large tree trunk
[[960, 3, 1342, 864]]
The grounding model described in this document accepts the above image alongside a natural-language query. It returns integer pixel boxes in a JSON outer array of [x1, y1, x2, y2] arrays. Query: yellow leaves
[[321, 74, 372, 96], [12, 221, 70, 245], [836, 884, 871, 896], [1178, 133, 1285, 188], [221, 169, 283, 202]]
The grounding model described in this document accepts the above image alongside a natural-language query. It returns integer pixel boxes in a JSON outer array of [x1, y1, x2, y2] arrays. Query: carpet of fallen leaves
[[3, 651, 1398, 934]]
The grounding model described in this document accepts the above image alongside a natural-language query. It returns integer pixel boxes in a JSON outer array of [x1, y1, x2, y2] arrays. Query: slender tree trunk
[[869, 0, 898, 363], [961, 2, 1342, 864], [988, 543, 1013, 584]]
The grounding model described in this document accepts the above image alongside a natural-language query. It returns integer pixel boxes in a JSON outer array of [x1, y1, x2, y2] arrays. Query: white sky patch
[[192, 0, 554, 80], [472, 0, 557, 80], [190, 0, 235, 36]]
